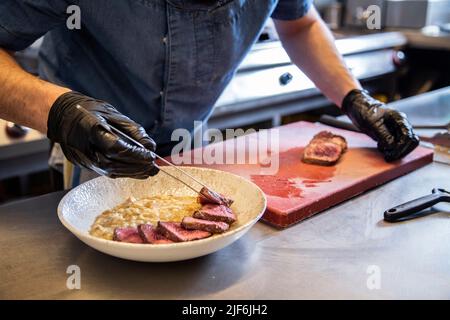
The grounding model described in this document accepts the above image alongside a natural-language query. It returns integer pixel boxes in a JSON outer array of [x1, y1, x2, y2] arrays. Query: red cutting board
[[175, 121, 433, 228]]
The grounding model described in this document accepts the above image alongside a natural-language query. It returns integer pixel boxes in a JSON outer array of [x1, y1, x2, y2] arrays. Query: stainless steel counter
[[401, 27, 450, 51], [0, 120, 49, 180], [0, 162, 449, 299]]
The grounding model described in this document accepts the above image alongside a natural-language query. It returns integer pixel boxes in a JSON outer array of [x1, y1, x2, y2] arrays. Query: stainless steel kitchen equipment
[[0, 119, 49, 181], [344, 0, 450, 29], [323, 1, 344, 30], [384, 0, 450, 29], [5, 122, 29, 138], [344, 0, 385, 28]]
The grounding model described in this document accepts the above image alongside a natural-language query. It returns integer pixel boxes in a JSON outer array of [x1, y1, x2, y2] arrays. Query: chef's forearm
[[274, 6, 361, 107], [0, 48, 70, 133]]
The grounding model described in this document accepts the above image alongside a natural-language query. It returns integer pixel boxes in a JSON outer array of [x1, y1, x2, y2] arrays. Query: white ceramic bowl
[[57, 167, 266, 262]]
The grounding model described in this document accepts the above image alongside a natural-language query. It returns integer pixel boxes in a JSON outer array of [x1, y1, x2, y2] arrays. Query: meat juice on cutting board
[[251, 147, 337, 198], [168, 121, 433, 227]]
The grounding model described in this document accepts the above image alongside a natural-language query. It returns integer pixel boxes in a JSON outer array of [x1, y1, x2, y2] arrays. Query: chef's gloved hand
[[342, 89, 419, 162], [47, 91, 159, 179]]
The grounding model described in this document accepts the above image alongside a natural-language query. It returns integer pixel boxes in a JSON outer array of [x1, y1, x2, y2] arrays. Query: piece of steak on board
[[198, 187, 234, 207], [302, 131, 347, 166], [182, 216, 230, 234], [113, 227, 144, 244], [193, 204, 237, 224], [313, 131, 348, 152], [157, 222, 212, 242], [138, 224, 174, 244]]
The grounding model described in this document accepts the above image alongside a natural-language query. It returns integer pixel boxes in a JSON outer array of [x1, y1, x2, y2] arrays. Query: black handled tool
[[384, 188, 450, 222], [318, 115, 360, 132]]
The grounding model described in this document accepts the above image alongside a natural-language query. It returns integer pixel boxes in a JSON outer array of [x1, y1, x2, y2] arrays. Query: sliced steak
[[113, 227, 144, 244], [302, 131, 348, 166], [138, 224, 173, 244], [303, 141, 342, 165], [182, 216, 229, 234], [157, 222, 211, 242], [313, 131, 348, 152], [193, 204, 237, 224], [198, 187, 234, 207]]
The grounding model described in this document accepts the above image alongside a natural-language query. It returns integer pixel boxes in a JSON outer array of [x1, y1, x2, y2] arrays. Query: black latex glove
[[342, 89, 419, 162], [47, 91, 159, 179]]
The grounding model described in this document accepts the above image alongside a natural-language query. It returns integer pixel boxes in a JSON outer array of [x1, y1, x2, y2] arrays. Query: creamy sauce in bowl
[[89, 195, 201, 240]]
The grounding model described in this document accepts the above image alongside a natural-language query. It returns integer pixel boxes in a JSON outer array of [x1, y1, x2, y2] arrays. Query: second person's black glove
[[342, 89, 419, 162], [47, 91, 159, 179]]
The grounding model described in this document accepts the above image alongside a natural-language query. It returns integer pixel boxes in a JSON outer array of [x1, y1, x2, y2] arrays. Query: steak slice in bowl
[[193, 204, 237, 224], [182, 216, 229, 234], [138, 224, 174, 244], [198, 187, 234, 207], [157, 222, 212, 242], [113, 227, 144, 244]]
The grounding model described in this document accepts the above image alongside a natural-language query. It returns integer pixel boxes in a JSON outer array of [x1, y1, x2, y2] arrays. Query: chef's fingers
[[93, 152, 159, 179], [89, 126, 160, 176], [383, 110, 419, 161], [386, 110, 416, 141], [104, 113, 157, 152], [368, 117, 396, 155], [383, 138, 419, 162], [90, 125, 156, 164]]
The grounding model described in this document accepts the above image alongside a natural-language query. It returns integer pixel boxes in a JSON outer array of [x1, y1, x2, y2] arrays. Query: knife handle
[[318, 115, 360, 132], [384, 188, 450, 222]]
